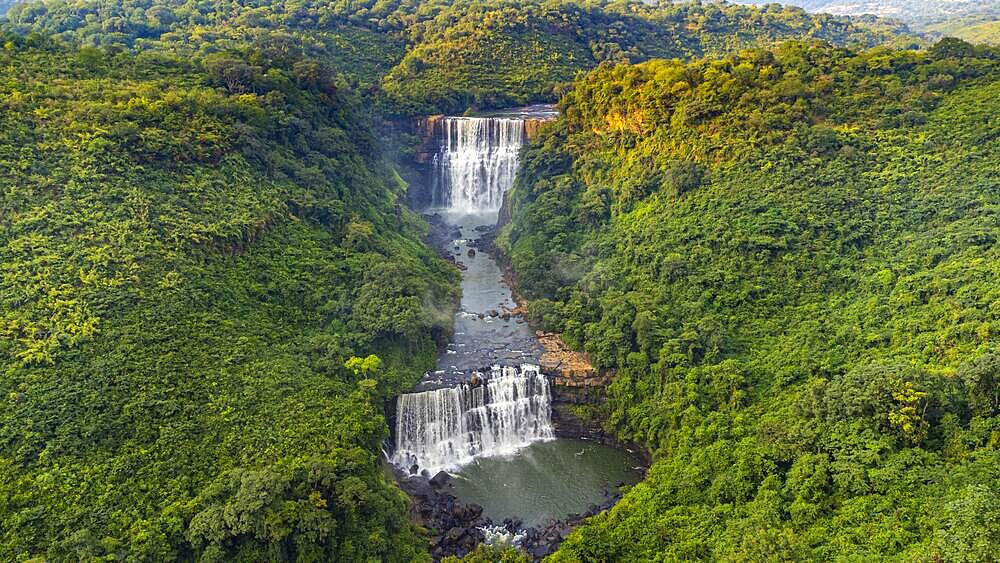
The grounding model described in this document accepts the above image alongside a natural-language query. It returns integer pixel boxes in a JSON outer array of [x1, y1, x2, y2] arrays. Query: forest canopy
[[499, 38, 1000, 560], [0, 32, 456, 560], [6, 0, 916, 115], [2, 0, 998, 560]]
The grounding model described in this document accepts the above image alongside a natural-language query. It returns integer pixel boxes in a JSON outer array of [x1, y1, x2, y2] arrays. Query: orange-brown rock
[[523, 118, 554, 139], [537, 331, 611, 387]]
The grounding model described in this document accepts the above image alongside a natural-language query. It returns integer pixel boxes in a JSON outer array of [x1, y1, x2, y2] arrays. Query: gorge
[[390, 108, 643, 558], [4, 4, 999, 560]]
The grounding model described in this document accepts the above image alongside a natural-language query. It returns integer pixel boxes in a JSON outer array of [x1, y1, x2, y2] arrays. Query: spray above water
[[479, 525, 527, 548], [392, 365, 554, 475]]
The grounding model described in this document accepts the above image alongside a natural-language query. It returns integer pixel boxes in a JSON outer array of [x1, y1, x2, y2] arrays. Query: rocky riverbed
[[387, 211, 649, 561], [395, 466, 626, 560]]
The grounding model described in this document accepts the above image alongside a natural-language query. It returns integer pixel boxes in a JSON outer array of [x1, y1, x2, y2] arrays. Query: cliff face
[[533, 331, 623, 446], [537, 332, 606, 385], [523, 117, 552, 139], [412, 114, 445, 165]]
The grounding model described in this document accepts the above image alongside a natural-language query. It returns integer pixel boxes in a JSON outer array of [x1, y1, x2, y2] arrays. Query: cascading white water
[[392, 364, 554, 475], [432, 117, 526, 211]]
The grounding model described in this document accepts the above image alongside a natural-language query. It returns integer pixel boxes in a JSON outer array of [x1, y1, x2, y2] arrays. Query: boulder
[[455, 503, 483, 521], [529, 545, 551, 559], [429, 471, 451, 489], [460, 532, 478, 548], [444, 526, 466, 543], [399, 477, 433, 499], [502, 517, 524, 530], [467, 248, 476, 257]]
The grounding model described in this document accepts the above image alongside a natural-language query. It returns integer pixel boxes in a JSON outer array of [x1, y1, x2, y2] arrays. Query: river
[[390, 107, 642, 553]]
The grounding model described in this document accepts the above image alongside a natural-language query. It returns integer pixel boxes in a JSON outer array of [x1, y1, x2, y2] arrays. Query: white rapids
[[391, 364, 554, 475], [431, 116, 526, 212]]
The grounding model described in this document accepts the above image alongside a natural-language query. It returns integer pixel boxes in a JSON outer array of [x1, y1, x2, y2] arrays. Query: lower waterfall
[[392, 364, 554, 475]]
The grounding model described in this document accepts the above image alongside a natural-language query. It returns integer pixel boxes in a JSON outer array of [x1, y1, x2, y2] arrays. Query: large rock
[[430, 471, 451, 489], [536, 331, 603, 382], [455, 503, 483, 521], [398, 476, 433, 499], [444, 526, 466, 543]]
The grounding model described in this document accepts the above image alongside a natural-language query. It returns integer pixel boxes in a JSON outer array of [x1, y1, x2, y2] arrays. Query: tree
[[344, 354, 382, 377], [958, 352, 1000, 417]]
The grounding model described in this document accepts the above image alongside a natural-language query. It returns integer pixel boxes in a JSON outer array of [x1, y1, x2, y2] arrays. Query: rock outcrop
[[532, 331, 628, 446], [395, 467, 487, 560], [537, 331, 607, 385]]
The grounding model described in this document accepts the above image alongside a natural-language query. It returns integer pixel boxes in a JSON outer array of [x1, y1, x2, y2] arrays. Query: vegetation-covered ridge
[[7, 0, 914, 115], [0, 33, 457, 560], [731, 0, 1000, 27], [924, 16, 1000, 46], [500, 38, 1000, 560]]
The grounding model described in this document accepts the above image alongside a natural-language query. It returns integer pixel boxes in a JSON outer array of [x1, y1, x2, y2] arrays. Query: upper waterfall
[[432, 117, 526, 212]]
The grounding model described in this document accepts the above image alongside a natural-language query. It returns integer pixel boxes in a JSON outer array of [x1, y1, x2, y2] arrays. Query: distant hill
[[732, 0, 1000, 26], [924, 15, 1000, 44], [6, 0, 911, 116], [0, 0, 24, 16]]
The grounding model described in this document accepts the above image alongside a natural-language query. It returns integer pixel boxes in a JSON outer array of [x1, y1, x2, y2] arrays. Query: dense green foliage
[[377, 0, 910, 114], [444, 543, 532, 562], [4, 0, 997, 560], [0, 33, 457, 560], [7, 0, 912, 115], [501, 38, 1000, 560]]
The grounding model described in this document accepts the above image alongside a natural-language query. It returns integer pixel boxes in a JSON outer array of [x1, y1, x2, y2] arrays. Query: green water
[[447, 438, 644, 528]]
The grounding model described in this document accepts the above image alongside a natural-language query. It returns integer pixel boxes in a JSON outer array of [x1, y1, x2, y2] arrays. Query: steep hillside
[[378, 0, 912, 114], [500, 39, 1000, 560], [0, 33, 457, 560], [6, 0, 912, 115]]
